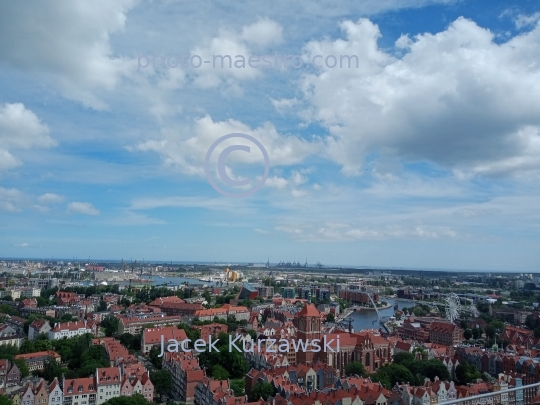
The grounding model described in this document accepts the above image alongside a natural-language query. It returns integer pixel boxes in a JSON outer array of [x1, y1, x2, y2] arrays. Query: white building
[[96, 367, 122, 405], [49, 377, 63, 405], [48, 321, 95, 340], [21, 287, 41, 298]]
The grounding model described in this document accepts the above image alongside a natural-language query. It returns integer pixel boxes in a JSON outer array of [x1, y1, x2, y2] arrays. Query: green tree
[[250, 382, 275, 401], [43, 357, 63, 383], [98, 300, 108, 312], [344, 361, 367, 377], [119, 333, 141, 351], [464, 329, 473, 340], [0, 344, 18, 361], [526, 314, 535, 329], [149, 346, 163, 369], [472, 328, 481, 340], [211, 364, 229, 380], [101, 316, 120, 337], [14, 358, 29, 377], [0, 394, 13, 405], [19, 339, 53, 354], [61, 314, 74, 322], [150, 370, 173, 401], [230, 379, 245, 396], [102, 394, 153, 405], [393, 352, 415, 365], [455, 361, 481, 385], [326, 313, 335, 322], [0, 304, 17, 316], [372, 364, 414, 389], [197, 332, 249, 379]]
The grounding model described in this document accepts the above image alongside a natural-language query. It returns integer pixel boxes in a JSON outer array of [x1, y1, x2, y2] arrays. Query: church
[[293, 303, 392, 376]]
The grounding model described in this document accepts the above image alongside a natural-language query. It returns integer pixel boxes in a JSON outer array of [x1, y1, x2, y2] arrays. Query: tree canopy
[[150, 370, 173, 401], [102, 394, 153, 405], [249, 382, 275, 402], [344, 361, 367, 377]]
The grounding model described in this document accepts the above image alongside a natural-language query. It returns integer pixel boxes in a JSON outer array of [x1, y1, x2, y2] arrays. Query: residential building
[[48, 321, 97, 340], [192, 323, 228, 341], [193, 304, 250, 322], [29, 319, 51, 340], [429, 321, 464, 346], [21, 287, 41, 298], [0, 359, 21, 388], [63, 377, 97, 405], [96, 367, 122, 405], [141, 326, 188, 355], [162, 352, 205, 404], [257, 286, 274, 299], [15, 351, 61, 372], [118, 314, 183, 335], [34, 379, 49, 405], [281, 287, 295, 299], [21, 383, 35, 405], [49, 378, 63, 405]]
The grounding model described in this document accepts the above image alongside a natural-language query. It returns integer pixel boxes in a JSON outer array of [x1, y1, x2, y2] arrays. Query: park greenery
[[102, 394, 153, 405], [371, 352, 451, 388], [198, 332, 250, 379], [249, 382, 276, 402], [0, 333, 109, 382]]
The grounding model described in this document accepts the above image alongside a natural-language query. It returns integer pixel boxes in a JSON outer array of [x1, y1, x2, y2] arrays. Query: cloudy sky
[[1, 0, 540, 271]]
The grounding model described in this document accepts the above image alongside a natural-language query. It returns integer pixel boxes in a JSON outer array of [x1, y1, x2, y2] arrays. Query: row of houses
[[10, 368, 153, 405]]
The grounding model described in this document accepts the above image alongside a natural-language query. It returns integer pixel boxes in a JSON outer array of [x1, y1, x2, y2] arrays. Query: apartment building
[[162, 352, 205, 404], [29, 319, 51, 340], [48, 321, 97, 340], [96, 367, 122, 405], [141, 326, 188, 355], [63, 377, 97, 405], [15, 351, 61, 372]]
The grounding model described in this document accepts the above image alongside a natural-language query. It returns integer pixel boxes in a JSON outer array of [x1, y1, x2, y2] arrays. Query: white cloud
[[135, 115, 321, 176], [514, 12, 540, 29], [240, 18, 283, 47], [300, 17, 540, 177], [66, 202, 100, 215], [0, 1, 137, 109], [274, 222, 460, 242], [271, 98, 299, 114], [254, 228, 270, 235], [0, 187, 25, 212], [0, 103, 55, 174], [38, 193, 64, 204]]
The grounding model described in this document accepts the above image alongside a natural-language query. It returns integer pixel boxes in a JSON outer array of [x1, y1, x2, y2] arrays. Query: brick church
[[293, 303, 392, 375]]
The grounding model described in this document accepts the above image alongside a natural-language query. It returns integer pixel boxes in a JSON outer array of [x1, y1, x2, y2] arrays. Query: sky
[[1, 0, 540, 271]]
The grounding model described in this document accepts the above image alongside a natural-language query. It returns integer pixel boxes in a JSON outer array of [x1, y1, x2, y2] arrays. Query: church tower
[[294, 303, 322, 364]]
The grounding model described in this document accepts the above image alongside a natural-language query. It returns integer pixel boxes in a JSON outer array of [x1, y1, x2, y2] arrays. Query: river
[[351, 298, 410, 332]]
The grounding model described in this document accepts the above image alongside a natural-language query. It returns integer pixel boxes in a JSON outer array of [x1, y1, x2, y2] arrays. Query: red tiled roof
[[143, 326, 188, 344], [64, 377, 96, 395], [15, 350, 61, 361], [97, 367, 121, 385], [297, 304, 320, 317]]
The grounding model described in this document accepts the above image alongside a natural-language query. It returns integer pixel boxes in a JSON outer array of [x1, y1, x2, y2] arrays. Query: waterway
[[351, 298, 410, 332], [81, 276, 217, 287]]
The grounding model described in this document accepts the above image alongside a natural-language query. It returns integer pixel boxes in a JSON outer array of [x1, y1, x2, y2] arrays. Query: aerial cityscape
[[2, 260, 540, 405], [1, 1, 540, 405]]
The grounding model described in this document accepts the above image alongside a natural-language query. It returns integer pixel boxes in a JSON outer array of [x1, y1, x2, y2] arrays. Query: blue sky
[[1, 0, 540, 271]]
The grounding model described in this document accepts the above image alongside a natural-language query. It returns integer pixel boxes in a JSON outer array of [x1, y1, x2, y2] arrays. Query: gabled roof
[[297, 304, 320, 317]]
